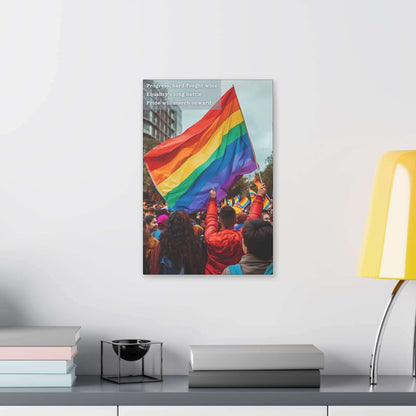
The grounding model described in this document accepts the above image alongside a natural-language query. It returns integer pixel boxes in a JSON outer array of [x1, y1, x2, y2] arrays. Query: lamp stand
[[370, 280, 409, 385]]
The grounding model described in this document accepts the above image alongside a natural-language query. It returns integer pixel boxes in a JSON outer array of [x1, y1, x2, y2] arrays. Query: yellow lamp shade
[[357, 150, 416, 279]]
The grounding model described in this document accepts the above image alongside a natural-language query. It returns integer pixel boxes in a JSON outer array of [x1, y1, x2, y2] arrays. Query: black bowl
[[112, 339, 151, 361]]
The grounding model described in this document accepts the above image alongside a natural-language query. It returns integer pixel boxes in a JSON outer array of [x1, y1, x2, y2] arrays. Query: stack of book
[[189, 344, 324, 388], [0, 326, 81, 387]]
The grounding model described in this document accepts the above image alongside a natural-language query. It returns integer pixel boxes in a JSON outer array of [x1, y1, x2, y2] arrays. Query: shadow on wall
[[0, 291, 28, 326], [75, 328, 103, 375]]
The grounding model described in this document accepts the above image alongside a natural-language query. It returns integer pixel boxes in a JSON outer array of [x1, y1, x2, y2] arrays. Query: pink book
[[0, 345, 78, 360]]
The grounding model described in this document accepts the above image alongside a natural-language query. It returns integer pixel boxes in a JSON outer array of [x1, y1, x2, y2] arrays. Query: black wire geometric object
[[101, 340, 163, 384]]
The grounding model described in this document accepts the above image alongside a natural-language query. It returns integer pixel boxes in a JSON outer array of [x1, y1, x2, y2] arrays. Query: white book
[[0, 326, 81, 346], [0, 360, 75, 374], [190, 344, 324, 370], [0, 367, 76, 387]]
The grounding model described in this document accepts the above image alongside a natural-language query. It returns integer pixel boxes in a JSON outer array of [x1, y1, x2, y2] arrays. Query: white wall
[[1, 0, 416, 376]]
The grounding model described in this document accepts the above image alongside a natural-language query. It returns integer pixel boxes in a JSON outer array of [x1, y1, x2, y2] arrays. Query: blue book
[[0, 366, 76, 387], [0, 360, 75, 374]]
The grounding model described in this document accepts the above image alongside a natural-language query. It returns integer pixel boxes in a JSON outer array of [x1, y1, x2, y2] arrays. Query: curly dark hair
[[158, 210, 203, 274]]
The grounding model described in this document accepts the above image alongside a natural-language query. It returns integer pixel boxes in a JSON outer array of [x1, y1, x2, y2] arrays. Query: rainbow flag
[[239, 195, 249, 208], [263, 196, 271, 210], [144, 87, 258, 213], [249, 188, 256, 201], [253, 175, 262, 189]]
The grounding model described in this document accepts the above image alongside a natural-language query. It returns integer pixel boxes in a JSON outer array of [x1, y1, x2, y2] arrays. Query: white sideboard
[[330, 407, 416, 415], [0, 375, 415, 412], [119, 406, 326, 416], [0, 407, 116, 416], [2, 405, 416, 416]]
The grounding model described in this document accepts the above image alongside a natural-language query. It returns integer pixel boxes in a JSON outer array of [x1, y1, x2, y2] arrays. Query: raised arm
[[204, 188, 219, 243], [247, 184, 267, 221]]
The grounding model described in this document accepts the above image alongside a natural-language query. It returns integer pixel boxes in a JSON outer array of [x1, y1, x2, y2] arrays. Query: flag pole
[[255, 171, 272, 202]]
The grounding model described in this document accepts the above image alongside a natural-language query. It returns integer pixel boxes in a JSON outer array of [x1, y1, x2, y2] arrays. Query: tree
[[228, 176, 250, 199], [260, 154, 273, 197], [245, 154, 273, 197]]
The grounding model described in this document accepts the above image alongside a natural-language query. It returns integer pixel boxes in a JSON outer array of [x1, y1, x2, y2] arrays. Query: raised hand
[[257, 184, 267, 197]]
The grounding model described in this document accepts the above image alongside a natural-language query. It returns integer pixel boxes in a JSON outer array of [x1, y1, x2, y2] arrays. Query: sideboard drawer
[[0, 407, 117, 416], [330, 406, 416, 415], [120, 406, 327, 416]]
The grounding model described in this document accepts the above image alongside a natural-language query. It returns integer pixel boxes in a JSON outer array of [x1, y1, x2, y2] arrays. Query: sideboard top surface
[[0, 375, 416, 406]]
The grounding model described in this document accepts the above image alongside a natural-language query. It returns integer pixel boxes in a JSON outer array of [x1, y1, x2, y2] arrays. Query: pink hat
[[157, 214, 168, 224]]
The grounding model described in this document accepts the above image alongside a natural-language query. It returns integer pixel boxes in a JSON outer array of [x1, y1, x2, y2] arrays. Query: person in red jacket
[[204, 184, 267, 274]]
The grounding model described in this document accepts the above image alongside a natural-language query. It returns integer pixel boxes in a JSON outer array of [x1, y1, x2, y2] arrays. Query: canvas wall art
[[143, 79, 273, 276]]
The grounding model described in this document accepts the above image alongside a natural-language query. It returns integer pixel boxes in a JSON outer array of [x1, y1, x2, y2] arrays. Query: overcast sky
[[158, 79, 273, 171]]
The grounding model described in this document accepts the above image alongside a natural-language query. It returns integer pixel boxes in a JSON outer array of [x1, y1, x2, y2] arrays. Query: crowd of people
[[143, 184, 273, 275]]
